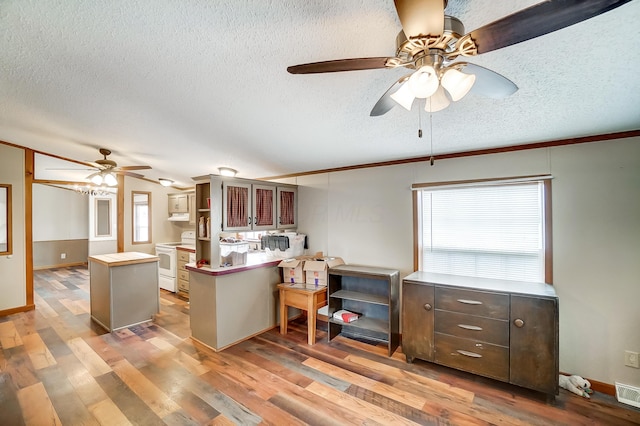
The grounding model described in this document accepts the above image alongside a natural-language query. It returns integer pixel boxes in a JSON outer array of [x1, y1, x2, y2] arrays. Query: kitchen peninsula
[[188, 174, 299, 351], [187, 252, 281, 351]]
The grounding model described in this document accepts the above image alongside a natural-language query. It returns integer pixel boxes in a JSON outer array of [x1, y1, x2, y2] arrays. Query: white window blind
[[419, 181, 545, 282]]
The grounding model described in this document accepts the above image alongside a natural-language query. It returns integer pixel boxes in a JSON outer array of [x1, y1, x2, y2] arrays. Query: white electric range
[[155, 231, 196, 292]]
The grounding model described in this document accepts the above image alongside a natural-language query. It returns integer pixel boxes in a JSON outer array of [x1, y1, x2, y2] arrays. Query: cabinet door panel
[[402, 281, 434, 362], [253, 185, 276, 230], [222, 182, 251, 231], [509, 295, 559, 394], [277, 187, 297, 229]]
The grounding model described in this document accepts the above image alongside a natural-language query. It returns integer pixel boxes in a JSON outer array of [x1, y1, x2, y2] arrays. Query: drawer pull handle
[[423, 303, 432, 311], [456, 350, 482, 358], [514, 318, 525, 328], [458, 324, 482, 331], [457, 299, 482, 305]]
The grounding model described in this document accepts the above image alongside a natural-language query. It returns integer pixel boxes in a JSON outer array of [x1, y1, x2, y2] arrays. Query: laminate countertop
[[88, 252, 159, 267]]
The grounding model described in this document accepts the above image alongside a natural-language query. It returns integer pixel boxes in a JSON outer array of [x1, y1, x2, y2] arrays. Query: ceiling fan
[[49, 148, 151, 186], [287, 0, 632, 116]]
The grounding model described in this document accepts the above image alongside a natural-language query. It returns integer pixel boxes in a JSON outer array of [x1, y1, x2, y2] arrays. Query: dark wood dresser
[[402, 272, 559, 395]]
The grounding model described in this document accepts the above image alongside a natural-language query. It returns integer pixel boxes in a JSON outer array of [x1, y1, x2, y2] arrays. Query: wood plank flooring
[[1, 266, 639, 425]]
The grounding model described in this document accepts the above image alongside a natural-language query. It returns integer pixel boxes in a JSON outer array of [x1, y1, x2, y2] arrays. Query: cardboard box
[[304, 257, 345, 286], [278, 258, 306, 283]]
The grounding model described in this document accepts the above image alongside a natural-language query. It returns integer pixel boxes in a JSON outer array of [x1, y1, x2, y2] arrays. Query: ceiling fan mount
[[389, 15, 474, 70], [95, 148, 118, 169]]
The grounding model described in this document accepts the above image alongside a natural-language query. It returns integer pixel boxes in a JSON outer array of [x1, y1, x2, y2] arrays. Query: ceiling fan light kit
[[426, 85, 450, 112], [440, 68, 475, 101], [287, 0, 633, 117], [159, 178, 174, 187]]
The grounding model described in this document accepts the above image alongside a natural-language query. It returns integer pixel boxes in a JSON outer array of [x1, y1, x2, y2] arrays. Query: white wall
[[296, 137, 640, 388], [33, 184, 88, 241], [0, 144, 26, 311]]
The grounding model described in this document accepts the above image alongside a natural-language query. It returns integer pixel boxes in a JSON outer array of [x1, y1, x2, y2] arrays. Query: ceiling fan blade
[[469, 0, 633, 55], [46, 167, 98, 171], [458, 63, 518, 99], [117, 165, 151, 171], [115, 170, 145, 179], [394, 0, 445, 39], [370, 74, 411, 116], [287, 57, 391, 74]]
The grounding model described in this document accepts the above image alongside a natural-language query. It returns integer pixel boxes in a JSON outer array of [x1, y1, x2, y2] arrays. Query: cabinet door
[[509, 295, 559, 394], [188, 193, 196, 225], [402, 281, 435, 362], [276, 187, 297, 229], [168, 194, 188, 213], [252, 185, 276, 230], [222, 182, 252, 231]]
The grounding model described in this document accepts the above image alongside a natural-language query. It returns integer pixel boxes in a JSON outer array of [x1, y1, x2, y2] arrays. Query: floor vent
[[615, 382, 640, 409]]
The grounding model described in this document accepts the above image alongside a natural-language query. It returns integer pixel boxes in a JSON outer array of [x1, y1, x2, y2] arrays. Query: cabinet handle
[[457, 299, 482, 305], [254, 216, 257, 226], [458, 324, 482, 331], [514, 318, 525, 328], [423, 303, 432, 311], [248, 217, 252, 225], [456, 350, 482, 358]]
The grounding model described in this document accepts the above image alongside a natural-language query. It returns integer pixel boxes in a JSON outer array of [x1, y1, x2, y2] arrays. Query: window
[[95, 198, 112, 237], [132, 191, 151, 244], [414, 176, 552, 283], [0, 184, 11, 255]]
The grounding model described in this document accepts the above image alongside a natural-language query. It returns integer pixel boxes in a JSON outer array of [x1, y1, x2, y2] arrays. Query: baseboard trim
[[0, 303, 36, 317], [34, 261, 87, 270]]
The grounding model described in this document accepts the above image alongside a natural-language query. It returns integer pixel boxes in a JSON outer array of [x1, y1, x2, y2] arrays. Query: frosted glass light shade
[[441, 68, 476, 101], [408, 66, 439, 98], [104, 172, 118, 187], [90, 173, 103, 185], [390, 81, 415, 111], [425, 85, 450, 112]]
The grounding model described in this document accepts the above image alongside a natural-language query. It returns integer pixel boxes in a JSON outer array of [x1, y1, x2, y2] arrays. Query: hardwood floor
[[1, 266, 639, 425]]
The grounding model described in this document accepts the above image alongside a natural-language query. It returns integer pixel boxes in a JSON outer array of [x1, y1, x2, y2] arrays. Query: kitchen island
[[187, 252, 281, 351], [88, 252, 159, 332]]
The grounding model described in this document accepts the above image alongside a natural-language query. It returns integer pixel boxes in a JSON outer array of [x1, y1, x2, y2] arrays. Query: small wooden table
[[278, 283, 328, 345]]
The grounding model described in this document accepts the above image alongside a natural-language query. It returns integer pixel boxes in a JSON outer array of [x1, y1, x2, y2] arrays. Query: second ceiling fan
[[287, 0, 632, 116]]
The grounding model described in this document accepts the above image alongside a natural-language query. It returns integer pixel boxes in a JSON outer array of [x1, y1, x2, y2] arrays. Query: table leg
[[279, 289, 287, 335], [307, 294, 316, 345]]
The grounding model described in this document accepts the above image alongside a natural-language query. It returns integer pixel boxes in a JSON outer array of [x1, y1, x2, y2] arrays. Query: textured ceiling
[[1, 0, 639, 186]]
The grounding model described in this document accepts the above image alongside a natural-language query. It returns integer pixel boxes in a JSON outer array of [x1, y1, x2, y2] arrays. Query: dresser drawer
[[178, 269, 189, 281], [435, 310, 509, 347], [177, 250, 191, 262], [436, 287, 509, 319], [435, 333, 509, 381]]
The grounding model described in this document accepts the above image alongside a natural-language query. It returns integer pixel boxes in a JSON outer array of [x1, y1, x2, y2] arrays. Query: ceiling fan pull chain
[[418, 101, 423, 138]]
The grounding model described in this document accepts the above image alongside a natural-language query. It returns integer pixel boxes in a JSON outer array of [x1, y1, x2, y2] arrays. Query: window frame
[[413, 176, 553, 283], [0, 184, 12, 255], [132, 191, 152, 244]]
